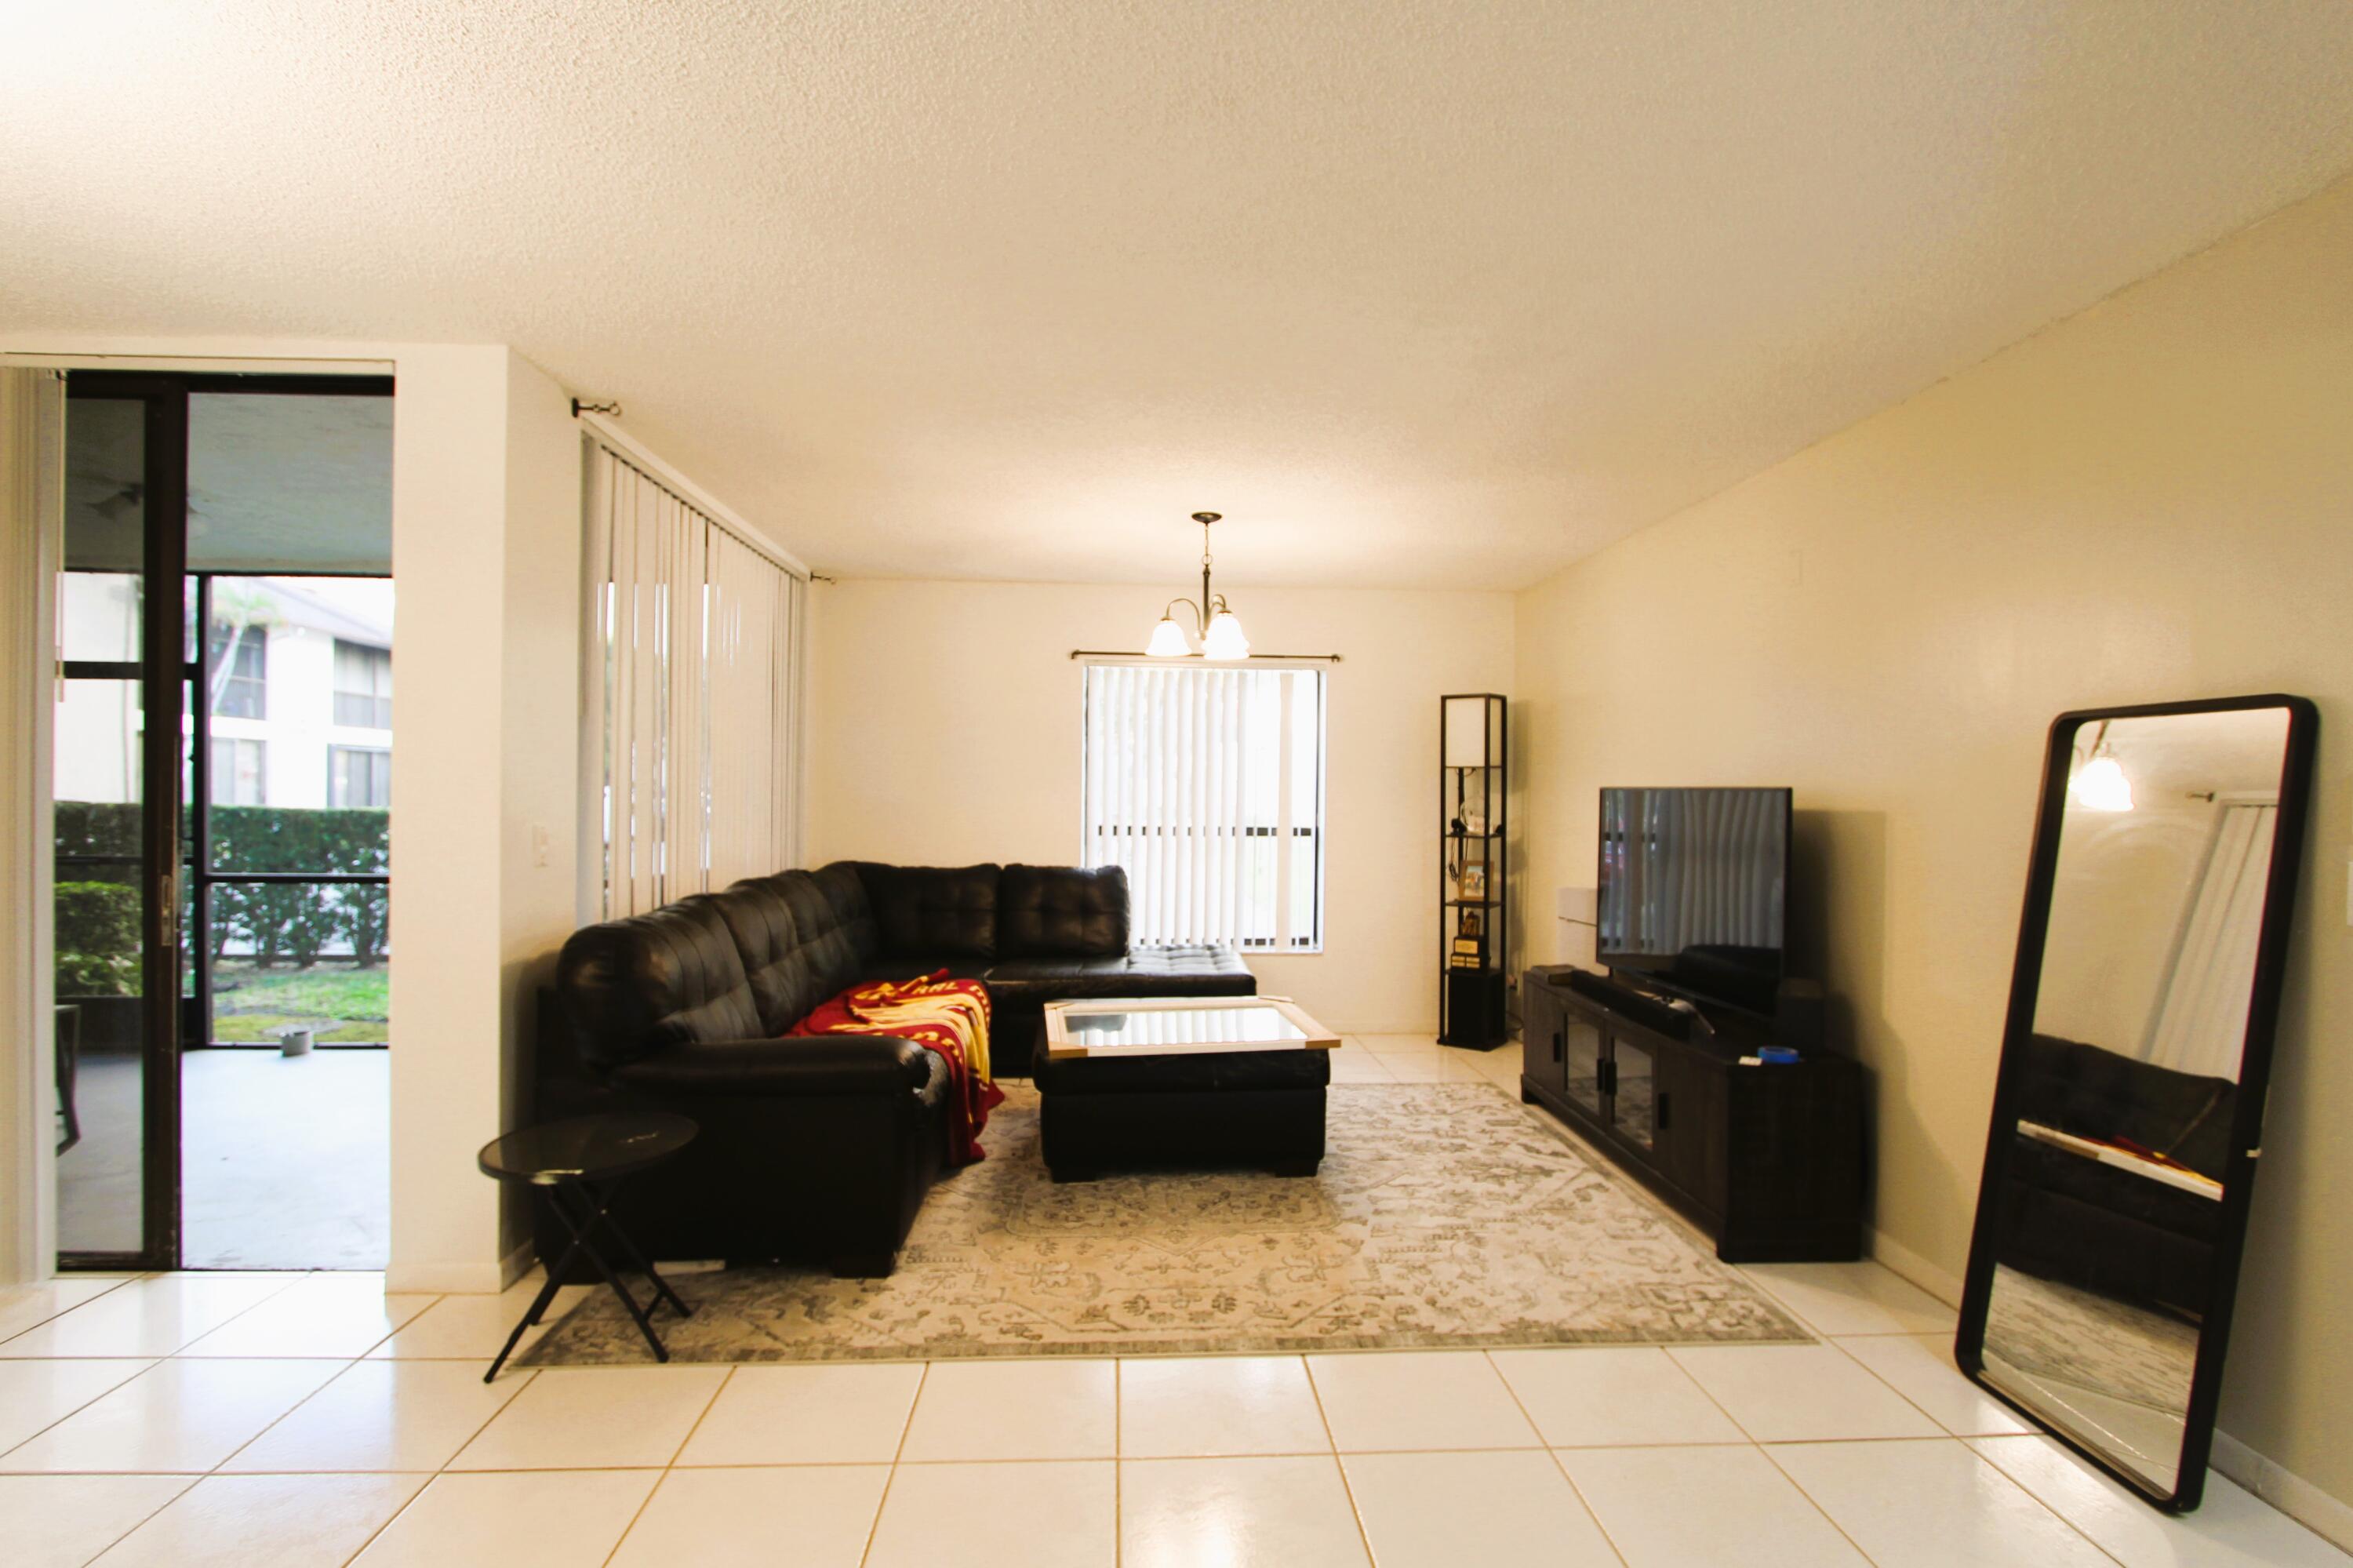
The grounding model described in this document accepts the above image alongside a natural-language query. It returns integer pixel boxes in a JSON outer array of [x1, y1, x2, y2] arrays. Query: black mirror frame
[[1955, 692, 2318, 1513]]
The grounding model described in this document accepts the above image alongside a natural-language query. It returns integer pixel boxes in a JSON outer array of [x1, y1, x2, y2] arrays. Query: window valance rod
[[1069, 649, 1342, 664]]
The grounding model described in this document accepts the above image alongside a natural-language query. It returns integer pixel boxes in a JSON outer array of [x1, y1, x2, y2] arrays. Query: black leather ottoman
[[1030, 1034, 1330, 1181]]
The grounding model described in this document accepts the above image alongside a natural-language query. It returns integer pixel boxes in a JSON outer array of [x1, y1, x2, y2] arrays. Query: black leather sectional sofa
[[1995, 1032, 2235, 1314], [541, 861, 1253, 1276]]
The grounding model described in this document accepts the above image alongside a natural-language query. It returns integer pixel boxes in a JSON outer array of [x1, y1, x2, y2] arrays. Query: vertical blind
[[581, 442, 807, 919], [1082, 662, 1324, 949]]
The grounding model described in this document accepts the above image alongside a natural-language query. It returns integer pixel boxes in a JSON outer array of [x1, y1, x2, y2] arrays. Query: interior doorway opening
[[54, 372, 394, 1271]]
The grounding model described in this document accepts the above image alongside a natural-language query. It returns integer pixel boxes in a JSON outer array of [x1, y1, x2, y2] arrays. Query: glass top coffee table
[[1036, 996, 1338, 1182], [1042, 995, 1340, 1060]]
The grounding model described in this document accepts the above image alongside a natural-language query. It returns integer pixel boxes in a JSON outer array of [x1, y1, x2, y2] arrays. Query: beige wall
[[387, 344, 584, 1292], [809, 580, 1515, 1033], [1515, 173, 2353, 1508]]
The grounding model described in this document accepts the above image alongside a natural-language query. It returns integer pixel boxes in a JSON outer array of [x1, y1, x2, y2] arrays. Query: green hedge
[[56, 801, 389, 970], [56, 880, 139, 998]]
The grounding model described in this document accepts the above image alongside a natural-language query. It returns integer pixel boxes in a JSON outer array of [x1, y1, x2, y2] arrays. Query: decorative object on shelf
[[1957, 694, 2318, 1515], [1439, 693, 1507, 1048], [1144, 511, 1252, 659]]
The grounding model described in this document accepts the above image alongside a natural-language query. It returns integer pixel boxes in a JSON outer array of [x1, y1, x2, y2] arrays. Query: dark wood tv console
[[1521, 966, 1862, 1263]]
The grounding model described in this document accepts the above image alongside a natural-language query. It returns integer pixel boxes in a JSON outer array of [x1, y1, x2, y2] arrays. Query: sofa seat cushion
[[851, 955, 993, 987], [984, 944, 1256, 1006], [1000, 864, 1130, 958], [852, 862, 1002, 959], [1032, 1038, 1331, 1096]]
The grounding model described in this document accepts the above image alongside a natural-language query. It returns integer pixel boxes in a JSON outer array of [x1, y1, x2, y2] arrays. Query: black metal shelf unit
[[1439, 694, 1507, 1048]]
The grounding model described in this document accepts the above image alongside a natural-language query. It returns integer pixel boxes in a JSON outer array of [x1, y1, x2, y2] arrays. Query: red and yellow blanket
[[789, 972, 1004, 1163]]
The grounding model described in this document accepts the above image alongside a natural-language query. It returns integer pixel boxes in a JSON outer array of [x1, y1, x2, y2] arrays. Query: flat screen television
[[1597, 786, 1792, 1016]]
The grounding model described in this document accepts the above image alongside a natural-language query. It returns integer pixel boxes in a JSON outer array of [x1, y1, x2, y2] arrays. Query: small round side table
[[475, 1111, 698, 1382]]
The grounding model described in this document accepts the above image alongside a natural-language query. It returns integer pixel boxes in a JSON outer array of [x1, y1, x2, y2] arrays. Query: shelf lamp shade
[[1443, 696, 1492, 767], [1145, 615, 1192, 658], [1202, 609, 1251, 660]]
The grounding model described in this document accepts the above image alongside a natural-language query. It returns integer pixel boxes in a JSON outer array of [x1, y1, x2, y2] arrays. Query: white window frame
[[1079, 657, 1328, 953]]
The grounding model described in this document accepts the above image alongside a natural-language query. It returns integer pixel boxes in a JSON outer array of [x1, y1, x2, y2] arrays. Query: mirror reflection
[[1980, 706, 2289, 1496]]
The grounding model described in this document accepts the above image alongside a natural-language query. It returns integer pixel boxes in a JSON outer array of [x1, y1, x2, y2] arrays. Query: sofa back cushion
[[2020, 1033, 2238, 1181], [1000, 864, 1130, 958], [705, 877, 816, 1037], [850, 862, 1001, 959], [557, 895, 764, 1072]]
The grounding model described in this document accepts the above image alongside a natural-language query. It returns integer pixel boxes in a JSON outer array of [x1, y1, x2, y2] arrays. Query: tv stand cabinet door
[[1520, 977, 1568, 1098]]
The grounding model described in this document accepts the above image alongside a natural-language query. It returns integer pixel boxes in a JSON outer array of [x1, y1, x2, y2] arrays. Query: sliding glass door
[[54, 372, 394, 1271], [55, 378, 186, 1265]]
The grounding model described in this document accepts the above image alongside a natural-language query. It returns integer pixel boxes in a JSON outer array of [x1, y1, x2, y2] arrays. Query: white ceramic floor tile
[[1971, 1435, 2353, 1567], [1326, 1049, 1399, 1083], [900, 1357, 1115, 1461], [449, 1364, 725, 1470], [1354, 1034, 1442, 1055], [1309, 1349, 1541, 1451], [1122, 1455, 1370, 1568], [1373, 1052, 1490, 1083], [1769, 1438, 2114, 1567], [364, 1276, 592, 1362], [224, 1360, 536, 1472], [0, 1273, 301, 1359], [1836, 1334, 2035, 1437], [0, 1474, 191, 1568], [1667, 1344, 1941, 1442], [1490, 1347, 1747, 1447], [0, 1277, 137, 1344], [608, 1464, 889, 1567], [867, 1460, 1114, 1568], [92, 1472, 424, 1567], [178, 1273, 435, 1358], [1561, 1443, 1870, 1566], [350, 1468, 657, 1566], [0, 1359, 157, 1454], [1740, 1261, 1958, 1336], [1121, 1355, 1332, 1457], [0, 1358, 340, 1473], [675, 1362, 923, 1465], [1344, 1450, 1620, 1566]]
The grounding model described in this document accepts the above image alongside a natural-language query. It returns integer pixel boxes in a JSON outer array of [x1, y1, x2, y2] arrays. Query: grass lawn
[[210, 962, 388, 1044]]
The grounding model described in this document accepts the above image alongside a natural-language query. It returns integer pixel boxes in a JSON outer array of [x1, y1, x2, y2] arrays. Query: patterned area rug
[[520, 1082, 1809, 1365]]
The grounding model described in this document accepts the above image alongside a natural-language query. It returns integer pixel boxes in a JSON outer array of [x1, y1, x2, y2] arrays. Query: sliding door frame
[[56, 369, 392, 1271]]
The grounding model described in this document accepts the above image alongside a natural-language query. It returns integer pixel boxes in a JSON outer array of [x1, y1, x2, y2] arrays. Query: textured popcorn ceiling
[[5, 2, 2352, 588]]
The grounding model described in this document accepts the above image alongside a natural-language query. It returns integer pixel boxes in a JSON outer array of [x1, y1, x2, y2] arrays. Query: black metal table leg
[[475, 1112, 700, 1384]]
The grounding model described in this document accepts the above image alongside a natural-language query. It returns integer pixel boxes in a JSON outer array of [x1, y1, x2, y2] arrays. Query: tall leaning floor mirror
[[1958, 693, 2318, 1511]]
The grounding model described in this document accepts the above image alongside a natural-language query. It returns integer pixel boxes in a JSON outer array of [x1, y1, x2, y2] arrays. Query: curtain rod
[[574, 406, 811, 580], [1070, 650, 1342, 664]]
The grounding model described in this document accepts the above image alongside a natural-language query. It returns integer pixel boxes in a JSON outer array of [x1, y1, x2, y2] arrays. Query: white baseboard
[[1867, 1232, 2351, 1548], [2209, 1428, 2353, 1552], [385, 1257, 516, 1295], [1867, 1227, 1963, 1307]]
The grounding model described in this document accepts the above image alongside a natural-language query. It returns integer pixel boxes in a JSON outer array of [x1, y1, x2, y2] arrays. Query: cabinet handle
[[1551, 1029, 1563, 1063], [1657, 1091, 1671, 1132]]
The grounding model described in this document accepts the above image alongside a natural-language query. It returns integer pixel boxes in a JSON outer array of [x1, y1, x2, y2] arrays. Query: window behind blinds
[[582, 441, 808, 919], [1082, 662, 1325, 950]]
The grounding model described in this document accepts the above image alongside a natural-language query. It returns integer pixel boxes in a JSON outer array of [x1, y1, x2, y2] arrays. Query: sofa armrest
[[612, 1035, 936, 1097]]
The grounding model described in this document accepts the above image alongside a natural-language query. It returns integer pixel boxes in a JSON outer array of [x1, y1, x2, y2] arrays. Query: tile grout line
[[1484, 1347, 1632, 1568], [1112, 1356, 1122, 1567], [0, 1272, 143, 1351], [334, 1354, 544, 1568], [1300, 1355, 1377, 1566], [856, 1360, 929, 1568], [596, 1362, 737, 1566]]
